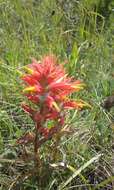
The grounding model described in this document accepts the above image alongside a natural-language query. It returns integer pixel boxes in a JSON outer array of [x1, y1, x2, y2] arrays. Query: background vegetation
[[0, 0, 114, 189]]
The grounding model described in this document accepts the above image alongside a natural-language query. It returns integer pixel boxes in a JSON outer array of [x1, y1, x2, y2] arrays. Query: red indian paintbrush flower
[[20, 55, 86, 139]]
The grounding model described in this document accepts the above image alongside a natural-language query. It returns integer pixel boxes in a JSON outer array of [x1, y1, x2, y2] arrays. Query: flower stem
[[34, 125, 42, 169]]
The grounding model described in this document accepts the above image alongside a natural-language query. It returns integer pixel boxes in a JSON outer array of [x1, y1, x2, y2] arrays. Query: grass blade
[[58, 154, 102, 190]]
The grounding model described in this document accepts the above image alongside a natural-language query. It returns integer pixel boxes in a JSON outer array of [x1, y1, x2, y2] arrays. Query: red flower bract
[[21, 55, 85, 139]]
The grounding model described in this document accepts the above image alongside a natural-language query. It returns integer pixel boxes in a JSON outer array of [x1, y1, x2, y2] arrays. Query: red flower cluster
[[21, 55, 85, 139]]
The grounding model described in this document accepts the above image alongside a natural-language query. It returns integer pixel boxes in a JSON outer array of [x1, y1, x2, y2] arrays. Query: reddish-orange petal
[[46, 95, 60, 112], [63, 101, 85, 109], [22, 75, 38, 85], [25, 94, 40, 103], [21, 103, 35, 115]]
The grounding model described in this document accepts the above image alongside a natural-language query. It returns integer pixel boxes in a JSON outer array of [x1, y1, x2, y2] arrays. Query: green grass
[[0, 0, 114, 189]]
